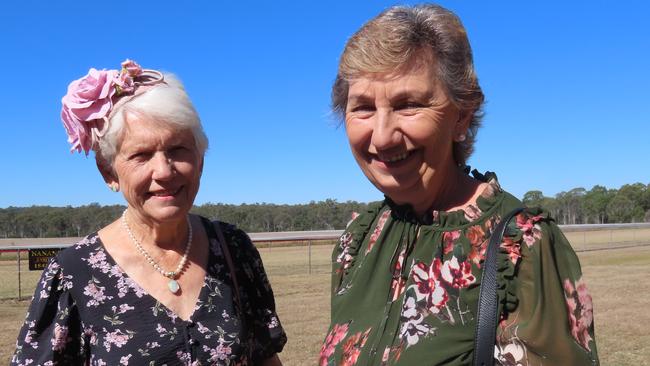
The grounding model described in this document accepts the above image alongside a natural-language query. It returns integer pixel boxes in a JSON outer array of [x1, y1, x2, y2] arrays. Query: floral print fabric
[[321, 172, 599, 366], [12, 219, 286, 365]]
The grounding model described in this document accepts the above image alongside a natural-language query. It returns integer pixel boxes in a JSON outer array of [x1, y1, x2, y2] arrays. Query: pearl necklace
[[121, 209, 193, 294]]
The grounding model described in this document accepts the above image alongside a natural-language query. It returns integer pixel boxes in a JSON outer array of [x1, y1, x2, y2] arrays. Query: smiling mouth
[[149, 186, 182, 197], [376, 150, 415, 164]]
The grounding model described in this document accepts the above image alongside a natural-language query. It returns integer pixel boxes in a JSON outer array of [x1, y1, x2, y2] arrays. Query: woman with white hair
[[12, 60, 286, 365]]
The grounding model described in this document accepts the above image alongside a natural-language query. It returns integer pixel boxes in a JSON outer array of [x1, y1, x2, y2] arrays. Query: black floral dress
[[12, 219, 287, 366]]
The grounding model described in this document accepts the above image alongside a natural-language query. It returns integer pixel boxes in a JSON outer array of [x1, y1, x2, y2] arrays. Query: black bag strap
[[200, 217, 246, 326], [473, 207, 524, 366]]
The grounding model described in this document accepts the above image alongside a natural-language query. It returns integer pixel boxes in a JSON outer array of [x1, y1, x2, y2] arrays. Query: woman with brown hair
[[320, 4, 598, 365]]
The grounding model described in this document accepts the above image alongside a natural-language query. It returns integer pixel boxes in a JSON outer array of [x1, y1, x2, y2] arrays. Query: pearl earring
[[457, 134, 466, 142]]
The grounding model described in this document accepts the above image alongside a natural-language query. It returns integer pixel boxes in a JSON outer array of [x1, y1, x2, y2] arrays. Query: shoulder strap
[[473, 207, 524, 366], [201, 217, 254, 360], [200, 218, 244, 319]]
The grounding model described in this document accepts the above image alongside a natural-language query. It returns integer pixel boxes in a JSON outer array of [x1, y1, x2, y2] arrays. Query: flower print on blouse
[[322, 171, 599, 366], [12, 219, 286, 366]]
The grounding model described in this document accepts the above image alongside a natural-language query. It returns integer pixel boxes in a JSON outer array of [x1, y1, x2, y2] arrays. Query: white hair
[[96, 74, 208, 164]]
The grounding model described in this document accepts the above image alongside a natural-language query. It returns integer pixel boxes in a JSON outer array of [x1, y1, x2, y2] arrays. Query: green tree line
[[523, 183, 650, 224], [2, 181, 649, 238], [0, 200, 376, 238]]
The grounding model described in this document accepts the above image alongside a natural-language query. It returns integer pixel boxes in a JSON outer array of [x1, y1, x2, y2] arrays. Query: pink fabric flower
[[115, 59, 143, 94], [61, 68, 119, 154], [121, 59, 142, 77], [60, 59, 156, 155], [115, 72, 135, 94]]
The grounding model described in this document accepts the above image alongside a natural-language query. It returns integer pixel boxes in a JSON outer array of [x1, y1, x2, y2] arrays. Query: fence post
[[17, 249, 22, 300], [308, 240, 312, 275]]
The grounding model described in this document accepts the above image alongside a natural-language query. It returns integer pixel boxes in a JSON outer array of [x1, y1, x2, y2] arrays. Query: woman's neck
[[412, 165, 486, 216], [124, 209, 189, 251]]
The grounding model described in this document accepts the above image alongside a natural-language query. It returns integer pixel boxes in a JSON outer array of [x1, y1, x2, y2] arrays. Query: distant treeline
[[1, 182, 649, 238], [0, 200, 377, 238], [523, 183, 650, 225]]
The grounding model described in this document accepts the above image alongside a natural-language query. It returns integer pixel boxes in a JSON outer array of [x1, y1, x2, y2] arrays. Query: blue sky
[[1, 1, 648, 208]]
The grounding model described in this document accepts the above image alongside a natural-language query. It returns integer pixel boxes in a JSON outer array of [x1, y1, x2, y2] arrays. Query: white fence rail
[[0, 230, 344, 251], [3, 223, 650, 250], [1, 223, 649, 300], [560, 223, 650, 231]]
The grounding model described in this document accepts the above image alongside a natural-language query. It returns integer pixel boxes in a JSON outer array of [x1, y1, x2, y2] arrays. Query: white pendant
[[168, 279, 180, 294]]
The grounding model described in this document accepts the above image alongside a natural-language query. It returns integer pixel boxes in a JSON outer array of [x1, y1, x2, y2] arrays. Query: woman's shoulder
[[198, 215, 256, 256], [331, 203, 387, 274], [54, 232, 102, 270], [481, 182, 569, 264], [338, 203, 386, 241], [492, 186, 575, 270], [494, 188, 559, 237], [12, 237, 98, 365], [481, 177, 553, 225], [21, 237, 93, 316], [346, 202, 386, 230]]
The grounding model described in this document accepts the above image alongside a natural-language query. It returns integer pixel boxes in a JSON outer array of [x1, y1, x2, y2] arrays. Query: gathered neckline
[[385, 170, 504, 228]]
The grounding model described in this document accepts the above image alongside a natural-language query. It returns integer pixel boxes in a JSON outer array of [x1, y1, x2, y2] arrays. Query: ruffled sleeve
[[331, 206, 381, 295], [11, 257, 85, 365], [224, 224, 287, 363], [495, 209, 599, 365]]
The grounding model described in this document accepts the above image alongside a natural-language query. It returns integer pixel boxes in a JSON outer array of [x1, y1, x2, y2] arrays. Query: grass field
[[1, 231, 649, 365]]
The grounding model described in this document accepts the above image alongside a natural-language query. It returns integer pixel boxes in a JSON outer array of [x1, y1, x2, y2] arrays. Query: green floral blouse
[[320, 172, 599, 366]]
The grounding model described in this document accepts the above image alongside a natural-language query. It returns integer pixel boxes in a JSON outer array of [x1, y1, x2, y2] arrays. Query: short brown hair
[[332, 4, 484, 164]]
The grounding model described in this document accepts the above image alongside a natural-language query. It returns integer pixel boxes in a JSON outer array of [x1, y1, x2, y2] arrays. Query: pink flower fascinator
[[61, 59, 165, 155]]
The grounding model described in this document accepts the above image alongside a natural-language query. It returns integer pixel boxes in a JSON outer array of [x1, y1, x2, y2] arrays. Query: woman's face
[[344, 62, 467, 211], [107, 113, 203, 225]]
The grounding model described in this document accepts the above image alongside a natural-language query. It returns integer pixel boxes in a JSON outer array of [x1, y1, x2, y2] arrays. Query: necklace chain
[[121, 209, 193, 279]]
